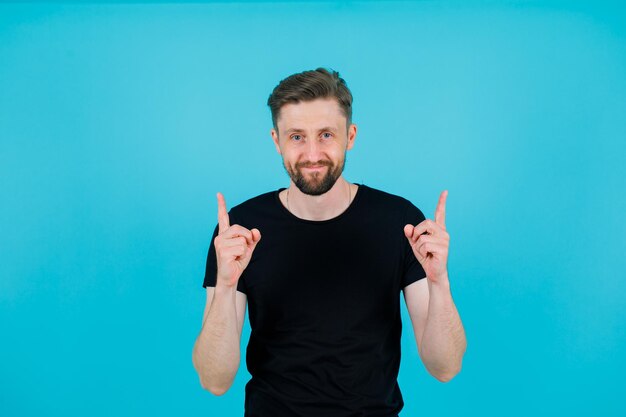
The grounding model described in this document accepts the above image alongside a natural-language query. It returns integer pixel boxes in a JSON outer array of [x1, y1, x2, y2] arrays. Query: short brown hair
[[267, 67, 353, 132]]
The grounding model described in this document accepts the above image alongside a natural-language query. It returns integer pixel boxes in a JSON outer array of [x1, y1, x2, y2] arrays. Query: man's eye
[[322, 132, 332, 139], [291, 135, 302, 141]]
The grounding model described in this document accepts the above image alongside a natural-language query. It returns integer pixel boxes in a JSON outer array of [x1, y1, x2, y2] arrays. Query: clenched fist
[[214, 192, 261, 288]]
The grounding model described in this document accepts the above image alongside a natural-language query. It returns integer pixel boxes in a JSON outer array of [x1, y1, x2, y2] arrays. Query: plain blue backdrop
[[1, 1, 625, 416]]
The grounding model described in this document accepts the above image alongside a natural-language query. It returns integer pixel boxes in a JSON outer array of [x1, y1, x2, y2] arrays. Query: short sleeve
[[202, 219, 248, 295], [401, 201, 428, 289]]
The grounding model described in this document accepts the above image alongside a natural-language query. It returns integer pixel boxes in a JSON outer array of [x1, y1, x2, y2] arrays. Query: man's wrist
[[214, 281, 238, 295], [428, 274, 451, 293]]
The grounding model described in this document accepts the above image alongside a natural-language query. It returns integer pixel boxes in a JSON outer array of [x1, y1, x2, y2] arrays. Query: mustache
[[296, 160, 332, 169]]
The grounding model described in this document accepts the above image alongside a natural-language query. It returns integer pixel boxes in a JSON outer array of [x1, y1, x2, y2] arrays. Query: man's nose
[[304, 138, 323, 161]]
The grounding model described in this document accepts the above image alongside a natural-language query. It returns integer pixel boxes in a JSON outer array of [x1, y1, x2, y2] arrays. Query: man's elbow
[[192, 349, 236, 396], [193, 361, 234, 396], [433, 370, 458, 383], [199, 378, 231, 396], [431, 363, 462, 383]]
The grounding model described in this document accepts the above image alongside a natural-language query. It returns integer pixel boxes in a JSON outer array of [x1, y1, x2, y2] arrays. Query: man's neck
[[283, 177, 356, 221]]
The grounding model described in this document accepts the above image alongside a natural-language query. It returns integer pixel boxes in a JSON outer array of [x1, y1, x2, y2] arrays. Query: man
[[192, 68, 467, 416]]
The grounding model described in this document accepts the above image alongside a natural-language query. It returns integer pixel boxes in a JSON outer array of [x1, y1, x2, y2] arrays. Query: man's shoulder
[[233, 189, 277, 206], [228, 189, 279, 219], [361, 184, 425, 222], [361, 184, 415, 209]]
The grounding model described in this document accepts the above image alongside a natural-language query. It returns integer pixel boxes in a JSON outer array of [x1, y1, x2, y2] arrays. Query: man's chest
[[240, 221, 404, 334]]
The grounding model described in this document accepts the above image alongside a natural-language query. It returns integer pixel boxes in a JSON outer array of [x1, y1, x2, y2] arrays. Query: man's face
[[270, 98, 357, 196]]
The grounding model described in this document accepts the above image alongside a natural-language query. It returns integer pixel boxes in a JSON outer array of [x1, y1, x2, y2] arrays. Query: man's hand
[[214, 192, 261, 288], [403, 190, 450, 285]]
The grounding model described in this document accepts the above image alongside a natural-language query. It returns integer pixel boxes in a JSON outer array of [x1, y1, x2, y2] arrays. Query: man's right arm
[[192, 285, 247, 395], [192, 192, 260, 396]]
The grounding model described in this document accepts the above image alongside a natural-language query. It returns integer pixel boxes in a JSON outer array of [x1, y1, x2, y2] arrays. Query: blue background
[[1, 1, 625, 416]]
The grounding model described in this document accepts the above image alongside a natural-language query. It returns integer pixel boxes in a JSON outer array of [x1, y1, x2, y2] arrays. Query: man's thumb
[[251, 228, 261, 243]]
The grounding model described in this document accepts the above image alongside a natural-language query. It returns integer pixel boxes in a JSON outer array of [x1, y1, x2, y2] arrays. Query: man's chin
[[300, 188, 328, 196], [295, 177, 337, 196], [296, 183, 326, 196], [288, 163, 344, 196]]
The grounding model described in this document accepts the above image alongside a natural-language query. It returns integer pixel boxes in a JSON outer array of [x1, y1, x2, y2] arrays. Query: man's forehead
[[277, 98, 345, 130], [283, 125, 340, 134]]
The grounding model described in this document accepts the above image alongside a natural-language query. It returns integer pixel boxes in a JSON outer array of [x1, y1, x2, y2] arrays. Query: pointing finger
[[435, 190, 447, 229], [217, 192, 230, 234]]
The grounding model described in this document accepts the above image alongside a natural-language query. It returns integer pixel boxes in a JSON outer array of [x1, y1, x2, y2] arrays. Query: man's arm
[[403, 190, 466, 382], [403, 278, 466, 382], [192, 285, 247, 395], [193, 192, 260, 395]]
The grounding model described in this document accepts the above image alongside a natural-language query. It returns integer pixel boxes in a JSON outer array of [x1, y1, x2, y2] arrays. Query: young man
[[192, 68, 466, 416]]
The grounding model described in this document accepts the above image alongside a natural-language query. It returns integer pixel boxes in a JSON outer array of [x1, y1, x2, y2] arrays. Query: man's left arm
[[404, 277, 466, 382], [403, 190, 467, 382]]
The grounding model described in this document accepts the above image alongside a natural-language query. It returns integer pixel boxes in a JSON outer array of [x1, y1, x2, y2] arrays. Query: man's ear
[[346, 123, 357, 151], [270, 128, 282, 155]]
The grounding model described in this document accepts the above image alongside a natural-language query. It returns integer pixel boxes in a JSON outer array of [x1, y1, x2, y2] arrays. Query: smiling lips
[[297, 160, 331, 173]]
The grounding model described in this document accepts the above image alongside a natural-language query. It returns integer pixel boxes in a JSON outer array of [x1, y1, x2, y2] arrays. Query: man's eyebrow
[[284, 127, 338, 134]]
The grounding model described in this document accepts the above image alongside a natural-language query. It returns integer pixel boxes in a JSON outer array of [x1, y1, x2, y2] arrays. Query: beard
[[283, 153, 347, 196]]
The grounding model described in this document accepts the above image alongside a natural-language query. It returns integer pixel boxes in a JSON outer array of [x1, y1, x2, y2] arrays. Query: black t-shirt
[[203, 183, 427, 417]]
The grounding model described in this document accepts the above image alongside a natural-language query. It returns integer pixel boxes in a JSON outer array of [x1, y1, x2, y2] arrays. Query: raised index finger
[[435, 190, 447, 229], [217, 192, 230, 233]]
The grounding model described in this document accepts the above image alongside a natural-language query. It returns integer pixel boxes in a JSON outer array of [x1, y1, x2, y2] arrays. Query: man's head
[[268, 68, 357, 196], [267, 68, 353, 133]]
